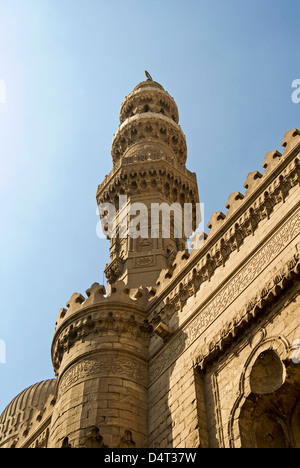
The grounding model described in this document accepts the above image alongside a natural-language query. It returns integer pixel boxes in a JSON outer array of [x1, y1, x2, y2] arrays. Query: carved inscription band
[[59, 355, 148, 396], [186, 206, 300, 346], [150, 206, 300, 383]]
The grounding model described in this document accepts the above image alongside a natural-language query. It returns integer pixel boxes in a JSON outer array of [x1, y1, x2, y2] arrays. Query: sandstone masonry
[[0, 77, 299, 448]]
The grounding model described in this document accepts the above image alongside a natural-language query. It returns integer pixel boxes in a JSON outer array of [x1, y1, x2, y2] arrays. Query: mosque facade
[[1, 77, 300, 448]]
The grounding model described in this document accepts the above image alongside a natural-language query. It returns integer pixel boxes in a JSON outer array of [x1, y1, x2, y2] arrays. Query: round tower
[[49, 75, 199, 448], [49, 282, 151, 448]]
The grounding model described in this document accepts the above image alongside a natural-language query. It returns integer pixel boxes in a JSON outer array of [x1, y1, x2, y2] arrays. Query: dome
[[0, 379, 57, 447]]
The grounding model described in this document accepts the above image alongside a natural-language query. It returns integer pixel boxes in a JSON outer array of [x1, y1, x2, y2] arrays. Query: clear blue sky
[[0, 0, 299, 412]]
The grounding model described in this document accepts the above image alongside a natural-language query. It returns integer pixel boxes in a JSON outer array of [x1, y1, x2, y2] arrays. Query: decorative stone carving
[[58, 355, 148, 396], [193, 252, 300, 369], [105, 258, 124, 284], [151, 150, 300, 301], [112, 113, 187, 165], [52, 303, 153, 373], [118, 430, 136, 448], [149, 218, 300, 383], [135, 255, 155, 267]]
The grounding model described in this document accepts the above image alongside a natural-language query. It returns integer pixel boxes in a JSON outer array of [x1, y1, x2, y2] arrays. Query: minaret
[[97, 74, 199, 289], [49, 75, 199, 449]]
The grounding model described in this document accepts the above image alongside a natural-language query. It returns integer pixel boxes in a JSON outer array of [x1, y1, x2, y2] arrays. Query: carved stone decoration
[[149, 151, 300, 296], [58, 355, 148, 396], [112, 80, 187, 165], [84, 427, 107, 448], [135, 255, 155, 268], [192, 251, 300, 370], [228, 336, 300, 448], [52, 309, 153, 373], [2, 71, 300, 450], [150, 235, 300, 385], [118, 430, 136, 448], [151, 209, 300, 358], [105, 258, 124, 284]]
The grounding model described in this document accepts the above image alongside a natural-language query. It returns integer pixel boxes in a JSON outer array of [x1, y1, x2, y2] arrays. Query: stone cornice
[[96, 150, 197, 203], [51, 281, 152, 375], [148, 206, 300, 384], [120, 85, 179, 124], [147, 131, 300, 317], [111, 113, 187, 165], [192, 251, 300, 370]]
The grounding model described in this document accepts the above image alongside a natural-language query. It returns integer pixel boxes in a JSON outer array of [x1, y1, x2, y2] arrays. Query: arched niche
[[228, 336, 300, 448]]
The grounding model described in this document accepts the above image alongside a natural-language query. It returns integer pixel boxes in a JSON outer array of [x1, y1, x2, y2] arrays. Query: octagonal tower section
[[49, 282, 151, 448], [97, 78, 200, 289]]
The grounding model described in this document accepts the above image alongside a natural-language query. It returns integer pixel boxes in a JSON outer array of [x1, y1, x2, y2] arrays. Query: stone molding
[[119, 84, 179, 124], [228, 333, 297, 448], [58, 354, 148, 397], [97, 157, 199, 207], [193, 252, 300, 370], [96, 147, 197, 201], [149, 137, 300, 317], [111, 113, 187, 165], [52, 306, 152, 374], [52, 281, 152, 374], [185, 209, 300, 345], [149, 208, 300, 384]]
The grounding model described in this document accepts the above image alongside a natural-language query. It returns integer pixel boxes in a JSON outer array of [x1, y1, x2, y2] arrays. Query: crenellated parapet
[[192, 252, 300, 370], [49, 280, 151, 448], [52, 281, 152, 375], [147, 128, 300, 329]]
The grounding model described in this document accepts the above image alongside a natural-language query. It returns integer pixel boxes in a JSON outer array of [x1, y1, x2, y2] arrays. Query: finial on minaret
[[145, 70, 153, 81]]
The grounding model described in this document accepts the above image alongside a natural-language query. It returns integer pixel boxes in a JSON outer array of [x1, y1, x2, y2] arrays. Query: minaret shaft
[[97, 80, 199, 289]]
